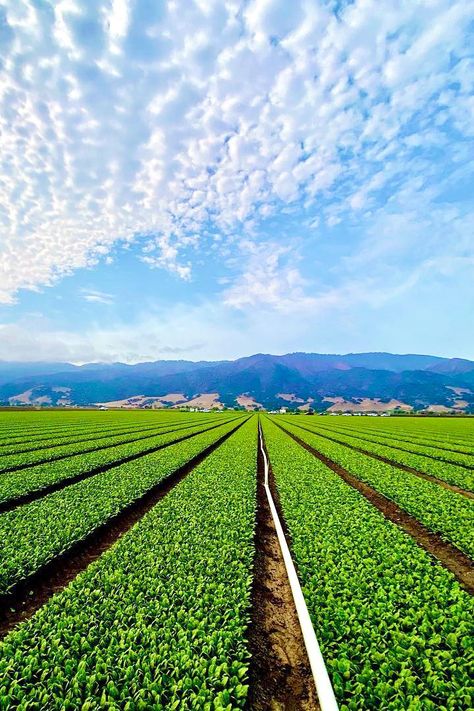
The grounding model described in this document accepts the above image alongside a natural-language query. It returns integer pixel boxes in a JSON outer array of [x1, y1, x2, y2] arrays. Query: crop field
[[0, 411, 472, 709]]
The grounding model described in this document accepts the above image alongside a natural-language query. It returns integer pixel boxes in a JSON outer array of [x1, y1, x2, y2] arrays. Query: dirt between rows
[[290, 421, 474, 501], [246, 433, 319, 711], [274, 421, 474, 596], [0, 420, 245, 639]]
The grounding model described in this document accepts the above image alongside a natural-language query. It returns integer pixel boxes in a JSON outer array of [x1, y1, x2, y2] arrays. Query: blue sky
[[0, 0, 473, 363]]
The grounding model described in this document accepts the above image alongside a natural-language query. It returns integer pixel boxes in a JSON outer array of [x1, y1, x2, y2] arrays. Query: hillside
[[1, 352, 473, 412]]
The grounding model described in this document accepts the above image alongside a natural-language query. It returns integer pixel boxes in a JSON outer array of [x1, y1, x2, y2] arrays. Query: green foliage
[[0, 418, 244, 594], [0, 417, 239, 505], [0, 419, 257, 708], [262, 417, 474, 709], [0, 417, 193, 464], [294, 419, 474, 491], [277, 418, 474, 557]]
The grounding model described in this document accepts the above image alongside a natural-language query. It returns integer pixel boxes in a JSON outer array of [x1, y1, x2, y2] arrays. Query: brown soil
[[290, 422, 474, 500], [0, 419, 235, 514], [246, 428, 319, 710], [0, 419, 245, 639], [274, 422, 474, 596]]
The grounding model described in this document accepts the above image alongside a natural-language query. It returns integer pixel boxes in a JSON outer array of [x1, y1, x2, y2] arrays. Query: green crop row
[[275, 418, 474, 558], [0, 418, 257, 709], [0, 417, 246, 595], [0, 412, 201, 447], [0, 417, 198, 457], [0, 417, 220, 473], [305, 420, 474, 470], [284, 420, 474, 493], [0, 418, 237, 506], [0, 420, 131, 447], [261, 418, 474, 710], [316, 418, 474, 451], [322, 421, 474, 457]]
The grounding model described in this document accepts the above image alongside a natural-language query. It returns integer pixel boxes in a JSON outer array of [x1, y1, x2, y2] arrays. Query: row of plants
[[0, 416, 220, 473], [0, 415, 197, 457], [320, 419, 474, 451], [275, 418, 474, 558], [309, 420, 474, 469], [0, 417, 246, 595], [261, 418, 474, 710], [0, 418, 238, 505], [0, 412, 195, 447], [285, 419, 474, 493], [0, 418, 257, 709]]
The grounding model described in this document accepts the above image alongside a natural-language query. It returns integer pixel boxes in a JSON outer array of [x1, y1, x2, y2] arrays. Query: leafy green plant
[[262, 417, 474, 710], [0, 416, 240, 505], [276, 417, 474, 557], [0, 418, 257, 709], [0, 417, 246, 594]]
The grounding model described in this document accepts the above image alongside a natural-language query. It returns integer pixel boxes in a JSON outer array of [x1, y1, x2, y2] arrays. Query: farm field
[[0, 411, 472, 709]]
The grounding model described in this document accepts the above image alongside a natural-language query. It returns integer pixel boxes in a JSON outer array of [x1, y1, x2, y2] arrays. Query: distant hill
[[1, 352, 473, 412]]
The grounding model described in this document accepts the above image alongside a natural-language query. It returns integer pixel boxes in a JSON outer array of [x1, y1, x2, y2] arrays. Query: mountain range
[[1, 352, 474, 413]]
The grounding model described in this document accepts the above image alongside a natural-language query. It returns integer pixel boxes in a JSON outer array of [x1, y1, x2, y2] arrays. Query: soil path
[[246, 428, 319, 710], [0, 419, 245, 639], [273, 420, 474, 596]]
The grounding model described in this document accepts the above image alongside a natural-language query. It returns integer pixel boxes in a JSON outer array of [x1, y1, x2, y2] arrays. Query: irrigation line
[[258, 426, 339, 711]]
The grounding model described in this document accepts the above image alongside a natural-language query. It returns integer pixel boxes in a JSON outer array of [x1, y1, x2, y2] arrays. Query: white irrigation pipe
[[259, 427, 339, 711]]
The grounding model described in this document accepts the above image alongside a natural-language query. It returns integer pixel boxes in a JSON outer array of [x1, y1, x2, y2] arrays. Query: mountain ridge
[[1, 352, 473, 412]]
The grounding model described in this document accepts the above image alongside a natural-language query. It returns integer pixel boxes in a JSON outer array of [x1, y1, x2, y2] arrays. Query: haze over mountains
[[1, 352, 474, 413]]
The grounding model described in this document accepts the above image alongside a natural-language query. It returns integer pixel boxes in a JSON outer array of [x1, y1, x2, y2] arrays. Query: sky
[[0, 0, 473, 363]]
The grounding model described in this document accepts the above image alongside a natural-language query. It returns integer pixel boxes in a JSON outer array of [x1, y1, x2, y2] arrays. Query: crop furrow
[[0, 418, 196, 457], [310, 421, 474, 469], [0, 418, 257, 709], [275, 418, 474, 558], [0, 418, 247, 596], [0, 417, 229, 474]]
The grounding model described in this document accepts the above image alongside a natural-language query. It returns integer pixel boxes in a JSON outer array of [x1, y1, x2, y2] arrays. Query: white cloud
[[223, 240, 318, 313], [0, 0, 472, 307], [80, 288, 114, 305]]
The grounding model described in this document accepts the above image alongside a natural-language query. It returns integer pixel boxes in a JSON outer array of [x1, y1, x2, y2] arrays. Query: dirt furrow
[[246, 427, 319, 710]]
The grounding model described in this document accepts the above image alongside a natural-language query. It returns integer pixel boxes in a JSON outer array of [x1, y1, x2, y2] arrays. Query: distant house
[[279, 407, 288, 414]]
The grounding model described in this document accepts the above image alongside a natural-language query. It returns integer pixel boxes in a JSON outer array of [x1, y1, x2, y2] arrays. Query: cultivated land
[[0, 411, 472, 709]]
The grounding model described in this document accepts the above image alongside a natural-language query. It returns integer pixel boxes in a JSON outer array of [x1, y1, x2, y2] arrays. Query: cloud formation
[[0, 0, 473, 309]]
